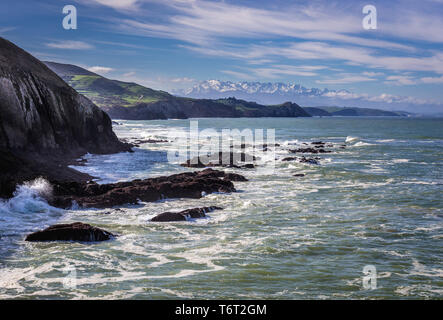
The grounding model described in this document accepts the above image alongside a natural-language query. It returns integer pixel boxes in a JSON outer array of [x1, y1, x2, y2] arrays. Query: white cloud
[[221, 65, 326, 80], [76, 0, 443, 94], [384, 75, 417, 85], [421, 76, 443, 84], [253, 65, 324, 78], [170, 77, 196, 83], [0, 27, 15, 34], [109, 1, 443, 49], [122, 71, 136, 77], [362, 71, 384, 77], [323, 90, 438, 105], [81, 0, 140, 10], [316, 76, 377, 85], [221, 70, 255, 80], [46, 41, 94, 50], [88, 66, 114, 74]]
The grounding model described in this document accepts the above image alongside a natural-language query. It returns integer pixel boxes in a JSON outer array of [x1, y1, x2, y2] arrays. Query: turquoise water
[[0, 117, 442, 299]]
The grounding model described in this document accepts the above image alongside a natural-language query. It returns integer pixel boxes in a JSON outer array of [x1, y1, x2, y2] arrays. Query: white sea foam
[[392, 159, 409, 163], [0, 178, 62, 236], [376, 139, 396, 143], [353, 141, 374, 147], [345, 136, 359, 143]]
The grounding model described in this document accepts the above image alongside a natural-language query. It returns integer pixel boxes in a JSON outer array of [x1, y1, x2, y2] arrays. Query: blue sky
[[1, 0, 443, 111]]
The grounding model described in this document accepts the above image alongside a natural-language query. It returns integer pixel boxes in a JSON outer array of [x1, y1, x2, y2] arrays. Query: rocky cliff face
[[0, 37, 130, 197]]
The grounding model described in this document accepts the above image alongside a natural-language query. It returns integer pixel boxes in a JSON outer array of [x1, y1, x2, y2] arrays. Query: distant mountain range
[[44, 62, 310, 120], [303, 106, 410, 117], [174, 80, 418, 114], [176, 80, 341, 102]]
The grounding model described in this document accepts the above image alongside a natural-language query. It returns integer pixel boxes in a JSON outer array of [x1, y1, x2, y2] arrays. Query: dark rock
[[282, 157, 298, 161], [262, 143, 281, 148], [49, 169, 245, 209], [0, 37, 131, 198], [134, 139, 169, 144], [151, 206, 223, 222], [181, 152, 256, 168], [293, 174, 306, 177], [311, 141, 325, 145], [299, 157, 320, 165], [223, 172, 249, 181], [282, 156, 319, 165], [289, 148, 331, 154], [25, 222, 114, 242]]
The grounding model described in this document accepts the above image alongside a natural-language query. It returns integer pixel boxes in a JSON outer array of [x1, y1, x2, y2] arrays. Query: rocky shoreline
[[0, 37, 339, 245], [25, 168, 247, 242], [48, 168, 246, 209], [23, 139, 345, 242]]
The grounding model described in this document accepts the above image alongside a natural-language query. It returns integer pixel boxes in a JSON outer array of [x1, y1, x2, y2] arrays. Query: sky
[[1, 0, 443, 112]]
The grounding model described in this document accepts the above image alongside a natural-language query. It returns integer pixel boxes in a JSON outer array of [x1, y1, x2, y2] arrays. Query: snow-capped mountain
[[173, 80, 436, 113], [174, 80, 351, 106]]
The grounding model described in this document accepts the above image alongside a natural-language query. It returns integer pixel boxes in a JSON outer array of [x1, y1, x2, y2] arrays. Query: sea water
[[0, 117, 442, 299]]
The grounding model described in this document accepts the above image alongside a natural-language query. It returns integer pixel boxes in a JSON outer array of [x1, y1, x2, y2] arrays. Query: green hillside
[[44, 62, 171, 108], [306, 106, 410, 117]]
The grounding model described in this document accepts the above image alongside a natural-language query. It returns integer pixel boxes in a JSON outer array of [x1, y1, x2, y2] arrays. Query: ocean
[[0, 117, 442, 299]]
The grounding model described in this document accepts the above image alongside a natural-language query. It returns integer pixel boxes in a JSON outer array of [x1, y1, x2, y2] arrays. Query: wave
[[0, 178, 54, 215], [0, 178, 63, 255], [353, 141, 374, 147], [345, 136, 359, 143]]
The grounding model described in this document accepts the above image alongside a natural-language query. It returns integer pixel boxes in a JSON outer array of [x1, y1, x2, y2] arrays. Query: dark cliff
[[0, 37, 130, 197]]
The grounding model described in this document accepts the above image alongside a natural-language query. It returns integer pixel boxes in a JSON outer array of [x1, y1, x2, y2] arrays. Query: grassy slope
[[44, 62, 171, 108], [67, 75, 171, 107]]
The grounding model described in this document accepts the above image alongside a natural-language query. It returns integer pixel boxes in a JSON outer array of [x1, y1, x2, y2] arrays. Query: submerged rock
[[134, 139, 169, 144], [181, 152, 256, 169], [282, 156, 319, 165], [289, 147, 331, 154], [151, 206, 223, 222], [293, 174, 306, 177], [49, 169, 245, 209], [299, 157, 320, 165], [25, 222, 114, 242]]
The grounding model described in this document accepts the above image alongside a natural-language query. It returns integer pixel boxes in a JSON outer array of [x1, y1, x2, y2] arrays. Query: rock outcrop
[[0, 37, 130, 198], [49, 168, 246, 209], [25, 222, 115, 242], [151, 206, 223, 222], [181, 152, 256, 169], [289, 147, 331, 154]]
